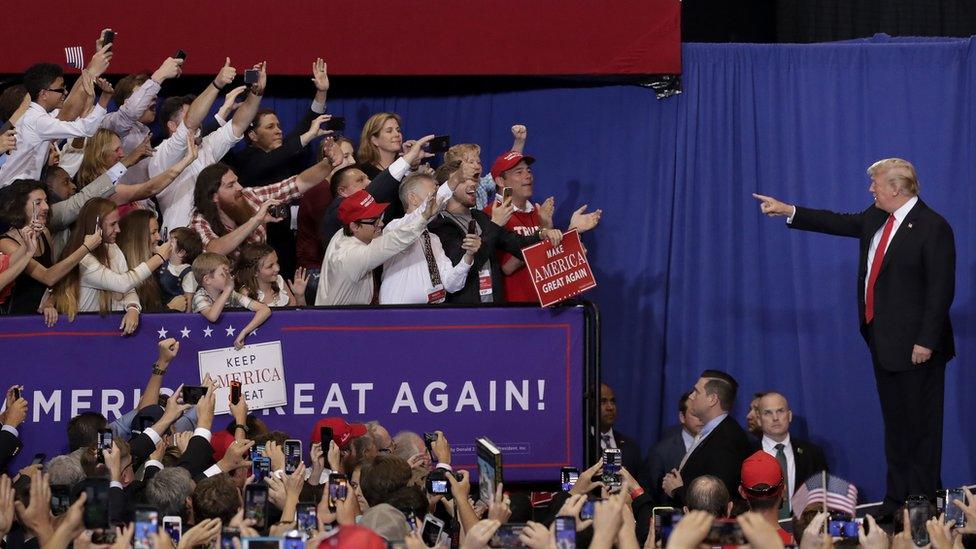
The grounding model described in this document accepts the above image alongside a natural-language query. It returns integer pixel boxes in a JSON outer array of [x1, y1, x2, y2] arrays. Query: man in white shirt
[[315, 189, 441, 306], [379, 173, 480, 304], [102, 56, 184, 154], [0, 56, 112, 187], [756, 392, 828, 520]]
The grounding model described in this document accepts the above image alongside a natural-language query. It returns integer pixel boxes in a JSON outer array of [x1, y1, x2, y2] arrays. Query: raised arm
[[204, 199, 279, 256], [78, 243, 170, 293], [135, 339, 180, 411], [229, 61, 267, 138], [110, 139, 198, 204], [0, 228, 101, 288], [184, 58, 237, 133], [57, 39, 112, 121], [754, 192, 865, 237]]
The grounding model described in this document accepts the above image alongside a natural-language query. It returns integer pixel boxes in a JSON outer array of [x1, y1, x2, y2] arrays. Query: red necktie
[[865, 214, 896, 323]]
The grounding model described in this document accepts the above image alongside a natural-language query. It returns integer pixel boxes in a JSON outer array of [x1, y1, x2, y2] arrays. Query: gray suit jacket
[[48, 173, 115, 232]]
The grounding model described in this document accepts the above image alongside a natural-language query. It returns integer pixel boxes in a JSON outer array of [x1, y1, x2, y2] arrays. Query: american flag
[[791, 472, 859, 517], [64, 46, 84, 69]]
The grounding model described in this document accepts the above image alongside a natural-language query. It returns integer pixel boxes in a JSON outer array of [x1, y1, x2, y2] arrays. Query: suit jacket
[[639, 426, 687, 501], [673, 415, 751, 505], [0, 430, 22, 473], [609, 429, 643, 479], [750, 437, 829, 494], [790, 200, 955, 371]]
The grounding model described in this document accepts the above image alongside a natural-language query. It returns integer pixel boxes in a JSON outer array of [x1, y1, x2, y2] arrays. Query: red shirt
[[296, 181, 333, 270], [484, 200, 541, 303]]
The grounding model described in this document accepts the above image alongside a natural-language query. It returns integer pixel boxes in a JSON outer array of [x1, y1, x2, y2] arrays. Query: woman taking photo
[[117, 209, 165, 312], [0, 180, 102, 316], [357, 112, 403, 179], [50, 198, 172, 334]]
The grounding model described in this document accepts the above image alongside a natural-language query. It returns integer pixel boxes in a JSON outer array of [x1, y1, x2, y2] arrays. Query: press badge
[[427, 284, 446, 304], [478, 266, 493, 298]]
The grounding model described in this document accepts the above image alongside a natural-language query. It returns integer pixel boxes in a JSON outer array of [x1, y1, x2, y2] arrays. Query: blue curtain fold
[[249, 37, 976, 500]]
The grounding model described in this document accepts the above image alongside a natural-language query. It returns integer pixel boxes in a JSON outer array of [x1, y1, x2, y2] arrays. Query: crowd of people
[[0, 30, 603, 344], [0, 345, 973, 549]]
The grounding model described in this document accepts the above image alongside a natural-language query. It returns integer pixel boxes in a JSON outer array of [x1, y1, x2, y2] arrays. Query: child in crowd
[[191, 252, 271, 349], [159, 227, 203, 312], [234, 243, 307, 307]]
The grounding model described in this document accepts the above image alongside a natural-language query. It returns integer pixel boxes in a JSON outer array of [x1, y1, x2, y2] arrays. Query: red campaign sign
[[521, 230, 597, 308]]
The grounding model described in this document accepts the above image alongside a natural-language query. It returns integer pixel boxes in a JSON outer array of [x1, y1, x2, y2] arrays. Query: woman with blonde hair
[[357, 112, 403, 179], [50, 198, 172, 334], [74, 128, 198, 207], [117, 209, 165, 312]]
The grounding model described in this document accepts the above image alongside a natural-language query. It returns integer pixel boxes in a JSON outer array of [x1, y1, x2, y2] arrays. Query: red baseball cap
[[310, 417, 368, 450], [740, 450, 784, 494], [338, 190, 388, 225], [317, 525, 386, 549], [490, 151, 535, 180], [211, 430, 236, 462]]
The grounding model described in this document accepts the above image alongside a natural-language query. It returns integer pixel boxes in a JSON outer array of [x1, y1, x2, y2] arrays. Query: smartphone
[[102, 30, 115, 48], [31, 199, 40, 223], [252, 456, 270, 483], [244, 484, 269, 529], [489, 523, 525, 547], [426, 469, 450, 496], [704, 519, 746, 545], [244, 69, 259, 85], [560, 467, 580, 492], [97, 428, 113, 463], [174, 49, 186, 61], [320, 426, 333, 447], [12, 387, 20, 400], [398, 507, 417, 531], [467, 220, 478, 235], [230, 380, 241, 405], [283, 439, 302, 474], [297, 502, 317, 536], [421, 514, 445, 547], [50, 484, 71, 515], [554, 516, 576, 548], [581, 489, 601, 521], [0, 120, 12, 134], [92, 529, 117, 544], [502, 186, 513, 201], [162, 516, 182, 543], [83, 478, 111, 529], [219, 527, 239, 549], [31, 453, 46, 469], [423, 432, 437, 460], [181, 385, 206, 405], [134, 506, 159, 549], [938, 488, 967, 528], [283, 531, 304, 549], [827, 517, 859, 539], [426, 135, 450, 154], [908, 495, 933, 546], [653, 507, 683, 545], [323, 116, 346, 132], [159, 226, 169, 244], [601, 448, 622, 489], [328, 473, 347, 512]]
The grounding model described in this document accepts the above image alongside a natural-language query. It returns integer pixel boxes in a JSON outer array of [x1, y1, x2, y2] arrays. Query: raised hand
[[311, 58, 330, 92], [287, 267, 308, 297], [122, 136, 154, 167], [569, 205, 602, 233], [215, 58, 237, 89], [88, 44, 113, 78], [537, 196, 555, 229], [0, 130, 15, 155], [753, 193, 794, 217], [153, 57, 184, 83], [95, 78, 114, 96]]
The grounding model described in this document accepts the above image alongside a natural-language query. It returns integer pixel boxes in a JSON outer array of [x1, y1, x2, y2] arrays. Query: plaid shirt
[[190, 177, 302, 261]]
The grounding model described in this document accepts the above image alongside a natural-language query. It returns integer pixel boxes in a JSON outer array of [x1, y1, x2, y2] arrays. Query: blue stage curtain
[[249, 35, 975, 500]]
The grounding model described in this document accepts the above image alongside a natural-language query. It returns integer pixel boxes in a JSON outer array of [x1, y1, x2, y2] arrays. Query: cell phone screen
[[284, 440, 302, 474], [421, 515, 445, 547], [181, 386, 206, 405], [230, 381, 241, 405], [561, 467, 580, 491], [50, 485, 71, 515], [244, 70, 259, 85], [244, 485, 268, 529], [908, 498, 932, 546], [84, 480, 110, 529], [704, 519, 746, 545], [554, 516, 576, 548], [945, 489, 966, 527], [134, 508, 159, 549], [426, 135, 450, 154], [654, 508, 683, 544], [320, 427, 333, 446], [162, 517, 182, 543], [297, 503, 317, 534]]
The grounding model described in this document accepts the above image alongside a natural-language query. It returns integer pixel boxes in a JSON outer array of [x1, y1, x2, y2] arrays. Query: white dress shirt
[[315, 207, 429, 306], [155, 122, 242, 228], [379, 184, 470, 304], [78, 243, 150, 312], [864, 196, 918, 297], [762, 434, 796, 494], [101, 78, 161, 154], [0, 102, 107, 187], [600, 430, 618, 450]]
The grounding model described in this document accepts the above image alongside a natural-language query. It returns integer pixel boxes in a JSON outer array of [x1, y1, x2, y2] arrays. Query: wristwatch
[[233, 423, 250, 434], [151, 363, 167, 376]]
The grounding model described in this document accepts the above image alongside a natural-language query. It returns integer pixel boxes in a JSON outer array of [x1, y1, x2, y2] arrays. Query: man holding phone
[[0, 386, 27, 469]]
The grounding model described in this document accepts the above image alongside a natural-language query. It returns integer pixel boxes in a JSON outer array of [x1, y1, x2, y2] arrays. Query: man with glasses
[[0, 49, 113, 187], [315, 189, 441, 305]]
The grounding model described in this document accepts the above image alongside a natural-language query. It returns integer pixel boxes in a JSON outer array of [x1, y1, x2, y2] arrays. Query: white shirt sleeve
[[144, 427, 163, 445], [786, 206, 797, 224], [193, 427, 212, 442], [148, 122, 190, 178], [434, 234, 472, 293], [339, 210, 427, 279], [79, 253, 152, 294], [198, 122, 243, 166], [34, 104, 107, 140], [1, 425, 19, 437], [203, 464, 223, 477], [388, 157, 411, 182], [101, 79, 161, 139]]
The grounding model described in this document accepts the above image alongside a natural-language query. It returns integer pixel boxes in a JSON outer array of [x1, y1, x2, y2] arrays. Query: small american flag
[[64, 46, 84, 69], [791, 472, 859, 517]]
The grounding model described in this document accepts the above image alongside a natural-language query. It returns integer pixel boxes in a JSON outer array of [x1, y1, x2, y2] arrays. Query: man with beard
[[428, 161, 563, 303], [188, 151, 339, 262]]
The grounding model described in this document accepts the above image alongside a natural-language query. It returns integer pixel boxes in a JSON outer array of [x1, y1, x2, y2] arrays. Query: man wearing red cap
[[739, 450, 795, 545], [314, 188, 443, 305], [484, 151, 602, 302]]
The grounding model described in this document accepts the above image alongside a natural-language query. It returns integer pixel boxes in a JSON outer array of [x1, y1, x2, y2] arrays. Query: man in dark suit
[[0, 386, 26, 472], [663, 370, 752, 505], [754, 158, 955, 510], [598, 383, 642, 477], [639, 391, 702, 501], [754, 392, 828, 520]]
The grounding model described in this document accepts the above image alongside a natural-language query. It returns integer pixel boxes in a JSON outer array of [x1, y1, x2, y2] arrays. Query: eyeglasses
[[356, 219, 380, 226], [44, 87, 67, 95]]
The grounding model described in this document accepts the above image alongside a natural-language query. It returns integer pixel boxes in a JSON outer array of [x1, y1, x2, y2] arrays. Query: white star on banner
[[180, 327, 191, 339], [225, 325, 236, 336], [157, 327, 168, 339], [252, 328, 258, 335], [203, 326, 213, 337]]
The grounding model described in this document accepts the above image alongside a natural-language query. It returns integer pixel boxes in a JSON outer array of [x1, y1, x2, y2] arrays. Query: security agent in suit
[[754, 392, 828, 520], [0, 387, 26, 472], [663, 370, 752, 505], [754, 158, 954, 509], [599, 383, 642, 476], [639, 391, 703, 501]]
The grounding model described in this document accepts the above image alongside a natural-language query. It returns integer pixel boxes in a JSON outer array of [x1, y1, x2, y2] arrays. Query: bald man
[[755, 392, 828, 520]]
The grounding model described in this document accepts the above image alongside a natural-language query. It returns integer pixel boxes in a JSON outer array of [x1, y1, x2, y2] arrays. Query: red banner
[[0, 1, 680, 77], [521, 230, 597, 307]]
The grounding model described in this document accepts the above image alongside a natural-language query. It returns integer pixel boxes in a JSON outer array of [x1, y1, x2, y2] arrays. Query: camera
[[425, 469, 462, 500], [267, 203, 287, 219]]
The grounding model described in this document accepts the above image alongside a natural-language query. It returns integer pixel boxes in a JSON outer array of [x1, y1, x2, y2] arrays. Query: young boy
[[191, 252, 271, 350], [159, 227, 203, 312]]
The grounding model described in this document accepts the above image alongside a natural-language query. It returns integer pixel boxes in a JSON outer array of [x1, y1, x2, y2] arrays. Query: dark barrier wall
[[0, 306, 588, 480]]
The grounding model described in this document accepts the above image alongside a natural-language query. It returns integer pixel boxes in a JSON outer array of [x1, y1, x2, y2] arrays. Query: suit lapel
[[879, 200, 924, 274]]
